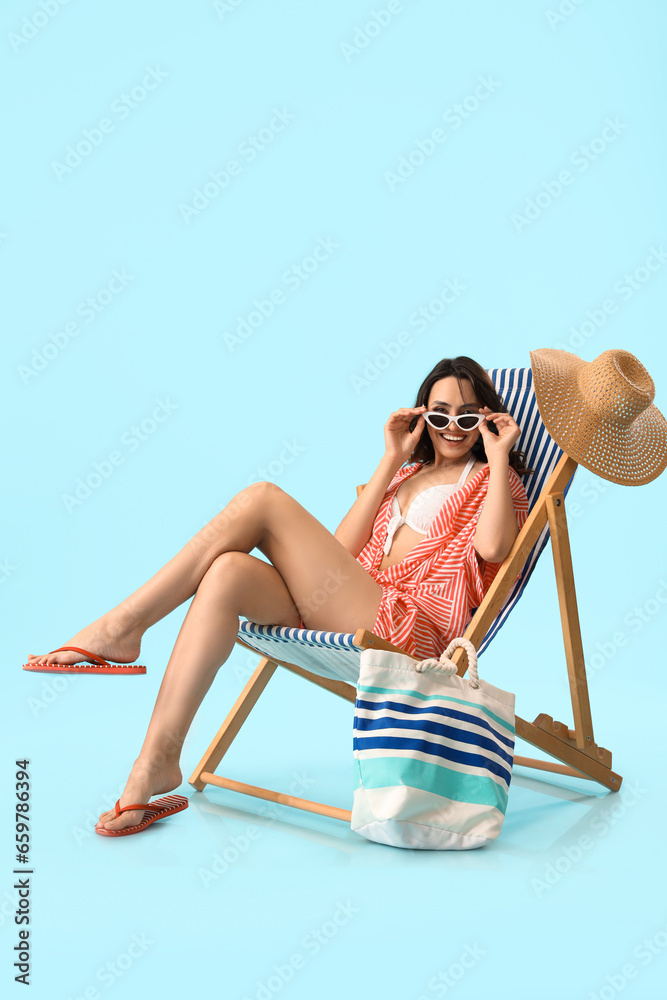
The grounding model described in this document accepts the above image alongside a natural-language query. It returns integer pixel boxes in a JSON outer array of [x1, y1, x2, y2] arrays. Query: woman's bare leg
[[29, 482, 315, 666], [95, 496, 384, 832]]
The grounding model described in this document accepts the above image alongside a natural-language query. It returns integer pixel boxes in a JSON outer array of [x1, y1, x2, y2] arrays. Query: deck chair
[[189, 366, 622, 826]]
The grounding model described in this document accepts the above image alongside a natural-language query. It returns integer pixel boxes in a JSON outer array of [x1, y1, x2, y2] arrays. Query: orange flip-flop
[[95, 795, 189, 837], [22, 646, 146, 675]]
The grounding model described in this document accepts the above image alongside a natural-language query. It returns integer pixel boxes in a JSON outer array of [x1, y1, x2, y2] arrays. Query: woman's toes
[[95, 802, 147, 831], [31, 649, 81, 666], [97, 810, 144, 832]]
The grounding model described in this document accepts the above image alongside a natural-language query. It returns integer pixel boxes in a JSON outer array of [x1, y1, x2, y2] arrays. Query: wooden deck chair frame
[[190, 396, 623, 824]]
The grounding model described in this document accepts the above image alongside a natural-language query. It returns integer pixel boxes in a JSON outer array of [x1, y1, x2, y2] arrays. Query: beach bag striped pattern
[[351, 638, 515, 850]]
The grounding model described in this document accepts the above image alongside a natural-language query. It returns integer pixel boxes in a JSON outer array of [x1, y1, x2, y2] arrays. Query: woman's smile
[[439, 431, 466, 444]]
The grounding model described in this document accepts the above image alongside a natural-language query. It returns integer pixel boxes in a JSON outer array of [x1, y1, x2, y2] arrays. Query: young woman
[[26, 356, 530, 833]]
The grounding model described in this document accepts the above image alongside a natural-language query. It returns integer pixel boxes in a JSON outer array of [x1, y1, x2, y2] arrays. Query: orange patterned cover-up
[[355, 461, 530, 660]]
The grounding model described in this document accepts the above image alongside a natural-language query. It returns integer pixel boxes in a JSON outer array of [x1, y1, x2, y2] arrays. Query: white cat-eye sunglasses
[[423, 411, 486, 432]]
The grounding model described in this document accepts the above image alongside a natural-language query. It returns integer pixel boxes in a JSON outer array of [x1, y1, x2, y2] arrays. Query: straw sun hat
[[529, 348, 667, 486]]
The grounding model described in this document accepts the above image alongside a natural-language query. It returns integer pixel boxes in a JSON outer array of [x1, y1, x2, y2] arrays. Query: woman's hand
[[384, 405, 427, 465], [478, 407, 521, 465]]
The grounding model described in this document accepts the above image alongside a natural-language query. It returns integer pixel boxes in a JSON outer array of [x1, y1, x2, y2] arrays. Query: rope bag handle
[[413, 637, 479, 689]]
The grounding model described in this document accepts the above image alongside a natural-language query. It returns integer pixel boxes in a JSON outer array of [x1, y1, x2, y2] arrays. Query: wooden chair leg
[[516, 492, 622, 791], [189, 649, 354, 821], [189, 656, 278, 791], [546, 492, 594, 749]]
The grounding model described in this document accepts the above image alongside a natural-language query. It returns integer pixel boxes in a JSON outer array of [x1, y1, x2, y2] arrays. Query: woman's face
[[425, 376, 483, 462]]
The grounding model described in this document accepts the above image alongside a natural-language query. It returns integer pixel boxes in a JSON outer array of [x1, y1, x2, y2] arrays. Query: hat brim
[[530, 349, 667, 486]]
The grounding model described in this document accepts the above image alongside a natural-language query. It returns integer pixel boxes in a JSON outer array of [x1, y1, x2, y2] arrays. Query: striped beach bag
[[351, 638, 515, 850]]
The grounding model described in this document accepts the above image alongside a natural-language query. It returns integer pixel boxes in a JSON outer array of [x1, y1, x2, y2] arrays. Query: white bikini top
[[383, 456, 477, 556]]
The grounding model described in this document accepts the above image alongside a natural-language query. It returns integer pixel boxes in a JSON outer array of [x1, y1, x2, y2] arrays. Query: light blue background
[[3, 1, 667, 998]]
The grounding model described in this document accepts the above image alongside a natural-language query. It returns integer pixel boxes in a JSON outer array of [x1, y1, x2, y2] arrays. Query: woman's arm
[[473, 455, 519, 563], [473, 407, 522, 564], [334, 453, 402, 558], [335, 404, 427, 558]]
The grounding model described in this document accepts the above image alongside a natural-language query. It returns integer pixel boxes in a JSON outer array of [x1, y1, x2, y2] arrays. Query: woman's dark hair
[[408, 356, 533, 476]]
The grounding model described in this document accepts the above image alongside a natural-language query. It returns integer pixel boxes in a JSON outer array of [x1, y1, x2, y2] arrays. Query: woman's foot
[[95, 758, 183, 833], [26, 614, 143, 667]]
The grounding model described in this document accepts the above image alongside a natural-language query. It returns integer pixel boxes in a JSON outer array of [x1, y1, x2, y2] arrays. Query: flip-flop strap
[[114, 799, 154, 817], [48, 646, 111, 666]]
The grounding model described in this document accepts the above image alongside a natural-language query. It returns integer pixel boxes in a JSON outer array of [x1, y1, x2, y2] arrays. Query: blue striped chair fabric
[[237, 367, 574, 685]]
